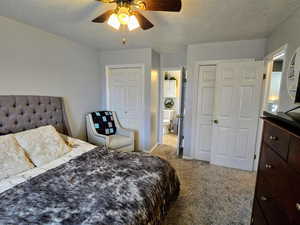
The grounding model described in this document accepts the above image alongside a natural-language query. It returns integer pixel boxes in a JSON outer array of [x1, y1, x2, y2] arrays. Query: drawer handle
[[269, 136, 278, 141], [260, 196, 268, 201], [265, 164, 272, 169], [296, 203, 300, 211]]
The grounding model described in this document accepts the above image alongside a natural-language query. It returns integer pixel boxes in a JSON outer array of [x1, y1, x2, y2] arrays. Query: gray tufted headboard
[[0, 96, 71, 136]]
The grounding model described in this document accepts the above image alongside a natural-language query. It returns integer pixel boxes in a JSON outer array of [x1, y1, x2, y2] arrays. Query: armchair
[[86, 111, 135, 152]]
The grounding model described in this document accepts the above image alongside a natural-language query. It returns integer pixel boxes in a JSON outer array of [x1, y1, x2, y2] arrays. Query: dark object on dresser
[[251, 114, 300, 225]]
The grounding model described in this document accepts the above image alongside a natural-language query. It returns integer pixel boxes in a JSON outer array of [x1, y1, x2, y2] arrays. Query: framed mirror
[[287, 47, 300, 101]]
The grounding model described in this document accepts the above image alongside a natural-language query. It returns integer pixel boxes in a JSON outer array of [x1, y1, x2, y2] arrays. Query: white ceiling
[[0, 0, 299, 53]]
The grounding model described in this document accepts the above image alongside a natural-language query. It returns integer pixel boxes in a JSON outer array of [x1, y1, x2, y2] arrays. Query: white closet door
[[108, 67, 143, 149], [193, 65, 216, 161], [211, 61, 263, 171]]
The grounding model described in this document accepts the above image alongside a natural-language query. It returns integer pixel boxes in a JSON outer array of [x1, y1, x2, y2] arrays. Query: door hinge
[[263, 74, 267, 80], [254, 154, 257, 160]]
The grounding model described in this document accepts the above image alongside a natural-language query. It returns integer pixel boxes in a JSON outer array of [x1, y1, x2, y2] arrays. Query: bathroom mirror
[[287, 47, 300, 101]]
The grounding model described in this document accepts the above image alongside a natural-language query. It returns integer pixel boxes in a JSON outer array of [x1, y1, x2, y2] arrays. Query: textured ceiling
[[0, 0, 299, 53]]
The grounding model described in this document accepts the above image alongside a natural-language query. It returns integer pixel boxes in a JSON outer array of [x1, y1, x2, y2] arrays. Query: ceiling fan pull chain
[[122, 37, 127, 45], [121, 25, 129, 45]]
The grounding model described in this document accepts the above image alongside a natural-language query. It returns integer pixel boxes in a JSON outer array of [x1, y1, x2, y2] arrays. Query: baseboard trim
[[182, 155, 193, 160], [149, 143, 159, 153]]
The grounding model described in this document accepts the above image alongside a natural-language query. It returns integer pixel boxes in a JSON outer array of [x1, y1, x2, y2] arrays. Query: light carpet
[[151, 144, 256, 225]]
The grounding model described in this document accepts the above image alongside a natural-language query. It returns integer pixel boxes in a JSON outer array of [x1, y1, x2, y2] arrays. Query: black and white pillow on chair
[[86, 111, 135, 152], [91, 111, 116, 136]]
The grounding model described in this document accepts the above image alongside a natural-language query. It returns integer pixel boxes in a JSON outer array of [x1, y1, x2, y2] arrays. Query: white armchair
[[86, 111, 135, 152]]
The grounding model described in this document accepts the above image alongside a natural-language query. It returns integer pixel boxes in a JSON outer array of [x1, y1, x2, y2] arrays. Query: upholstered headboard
[[0, 96, 71, 136]]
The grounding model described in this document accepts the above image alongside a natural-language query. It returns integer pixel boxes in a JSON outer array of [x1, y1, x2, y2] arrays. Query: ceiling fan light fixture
[[107, 13, 120, 30], [128, 15, 140, 31], [117, 7, 130, 25]]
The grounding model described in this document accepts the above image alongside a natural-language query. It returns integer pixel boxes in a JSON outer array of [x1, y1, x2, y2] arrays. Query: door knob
[[265, 164, 272, 169], [260, 196, 268, 201], [213, 120, 219, 124], [296, 203, 300, 211], [269, 136, 278, 141]]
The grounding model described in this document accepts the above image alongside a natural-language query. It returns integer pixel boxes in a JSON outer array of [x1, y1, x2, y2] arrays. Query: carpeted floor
[[163, 134, 178, 148], [151, 144, 256, 225]]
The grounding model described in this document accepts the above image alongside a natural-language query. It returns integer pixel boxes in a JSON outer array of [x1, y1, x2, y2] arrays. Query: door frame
[[253, 44, 288, 170], [191, 59, 255, 160], [105, 64, 146, 150], [261, 44, 288, 113], [158, 67, 182, 145], [177, 67, 187, 156]]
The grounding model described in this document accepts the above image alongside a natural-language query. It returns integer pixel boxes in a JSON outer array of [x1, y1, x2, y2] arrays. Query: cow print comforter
[[0, 147, 180, 225]]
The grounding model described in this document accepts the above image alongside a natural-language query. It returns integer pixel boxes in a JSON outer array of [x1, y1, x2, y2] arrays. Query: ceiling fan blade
[[92, 10, 114, 23], [132, 11, 154, 30], [139, 0, 182, 12]]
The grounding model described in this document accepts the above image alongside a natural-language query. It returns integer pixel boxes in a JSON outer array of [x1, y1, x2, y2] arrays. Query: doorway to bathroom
[[158, 67, 186, 156]]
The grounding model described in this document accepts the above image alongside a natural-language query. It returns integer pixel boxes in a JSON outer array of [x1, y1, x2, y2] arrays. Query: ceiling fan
[[92, 0, 182, 31]]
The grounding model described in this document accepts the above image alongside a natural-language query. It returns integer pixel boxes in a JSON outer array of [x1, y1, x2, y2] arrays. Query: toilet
[[163, 110, 176, 135]]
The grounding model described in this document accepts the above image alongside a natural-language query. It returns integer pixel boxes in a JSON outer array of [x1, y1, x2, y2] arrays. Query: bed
[[0, 96, 180, 225]]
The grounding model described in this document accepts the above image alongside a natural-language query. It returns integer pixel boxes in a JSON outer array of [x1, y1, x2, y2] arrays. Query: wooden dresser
[[252, 116, 300, 225]]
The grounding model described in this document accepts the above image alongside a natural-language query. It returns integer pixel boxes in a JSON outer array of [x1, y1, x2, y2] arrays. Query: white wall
[[160, 48, 187, 69], [0, 16, 101, 139], [184, 39, 266, 157], [267, 8, 300, 111], [99, 48, 154, 150]]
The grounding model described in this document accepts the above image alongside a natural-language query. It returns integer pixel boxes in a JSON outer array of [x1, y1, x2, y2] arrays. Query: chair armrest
[[116, 127, 135, 138], [86, 114, 110, 145], [112, 111, 135, 138], [93, 132, 109, 139]]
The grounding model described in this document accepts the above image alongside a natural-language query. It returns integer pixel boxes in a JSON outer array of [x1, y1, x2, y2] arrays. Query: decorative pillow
[[91, 111, 116, 136], [14, 125, 71, 166], [0, 134, 34, 180]]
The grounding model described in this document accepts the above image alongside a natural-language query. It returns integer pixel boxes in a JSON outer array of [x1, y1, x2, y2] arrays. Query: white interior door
[[107, 67, 143, 150], [211, 61, 264, 171], [177, 67, 187, 156], [193, 65, 216, 161]]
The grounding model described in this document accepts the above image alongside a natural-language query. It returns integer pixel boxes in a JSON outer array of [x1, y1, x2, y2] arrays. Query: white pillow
[[0, 134, 35, 180], [15, 125, 71, 166]]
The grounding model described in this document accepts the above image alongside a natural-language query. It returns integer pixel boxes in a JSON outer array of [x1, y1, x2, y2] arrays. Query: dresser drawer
[[263, 122, 290, 160], [288, 136, 300, 174], [259, 144, 289, 194], [256, 175, 290, 225], [284, 169, 300, 225], [252, 200, 268, 225]]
